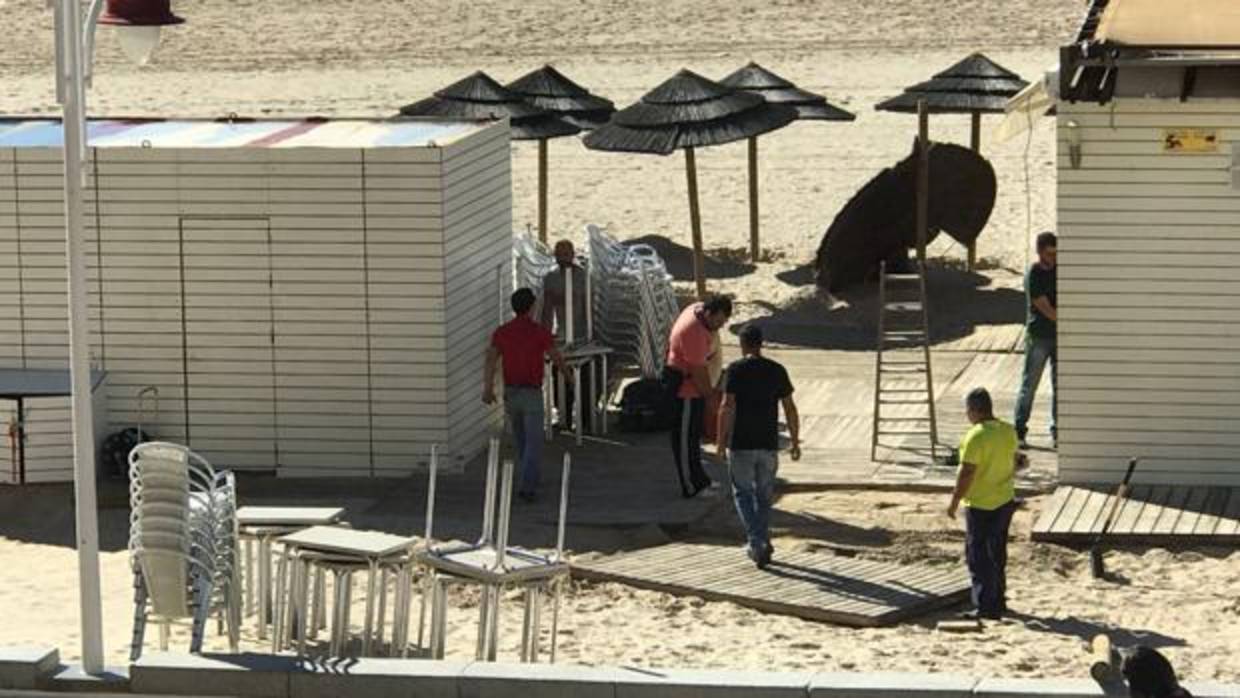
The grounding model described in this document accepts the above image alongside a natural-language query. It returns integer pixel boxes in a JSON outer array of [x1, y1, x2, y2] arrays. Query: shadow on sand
[[627, 234, 756, 281], [736, 260, 1024, 351]]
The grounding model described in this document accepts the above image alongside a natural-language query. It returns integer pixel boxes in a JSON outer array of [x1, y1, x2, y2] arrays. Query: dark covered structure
[[814, 141, 996, 292], [876, 53, 1025, 269]]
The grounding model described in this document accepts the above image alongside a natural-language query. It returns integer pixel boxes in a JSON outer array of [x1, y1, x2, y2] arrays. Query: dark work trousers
[[670, 396, 711, 497], [965, 499, 1017, 616], [552, 364, 594, 433]]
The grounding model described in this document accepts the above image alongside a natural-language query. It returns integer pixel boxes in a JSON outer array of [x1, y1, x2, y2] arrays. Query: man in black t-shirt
[[1015, 231, 1057, 449], [716, 325, 800, 569]]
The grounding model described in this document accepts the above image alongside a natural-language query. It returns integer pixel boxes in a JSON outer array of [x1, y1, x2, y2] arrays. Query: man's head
[[1036, 231, 1057, 268], [511, 287, 537, 317], [701, 295, 733, 331], [1122, 647, 1182, 698], [553, 240, 575, 268], [739, 324, 763, 355], [965, 387, 994, 424]]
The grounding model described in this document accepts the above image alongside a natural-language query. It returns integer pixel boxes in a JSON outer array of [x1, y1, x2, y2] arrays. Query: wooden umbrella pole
[[966, 111, 981, 271], [916, 101, 929, 266], [748, 136, 760, 263], [685, 146, 706, 299], [538, 138, 549, 244]]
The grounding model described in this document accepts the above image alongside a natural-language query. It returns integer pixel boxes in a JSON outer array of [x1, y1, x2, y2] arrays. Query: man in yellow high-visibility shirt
[[948, 387, 1027, 621]]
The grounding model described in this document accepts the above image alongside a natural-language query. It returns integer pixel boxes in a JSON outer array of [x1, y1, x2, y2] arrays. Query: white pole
[[423, 444, 438, 545], [564, 265, 574, 345], [55, 0, 104, 674], [584, 259, 592, 343], [556, 452, 570, 558]]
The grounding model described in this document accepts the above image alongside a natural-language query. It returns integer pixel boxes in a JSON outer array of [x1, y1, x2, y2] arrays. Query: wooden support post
[[748, 136, 760, 263], [538, 139, 549, 245], [967, 111, 981, 271], [916, 103, 930, 265], [685, 146, 706, 299]]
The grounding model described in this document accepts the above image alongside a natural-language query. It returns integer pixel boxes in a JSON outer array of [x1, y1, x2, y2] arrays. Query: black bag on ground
[[99, 427, 149, 480], [619, 377, 677, 432]]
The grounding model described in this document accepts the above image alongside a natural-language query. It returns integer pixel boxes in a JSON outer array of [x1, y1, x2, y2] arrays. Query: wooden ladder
[[871, 260, 938, 462]]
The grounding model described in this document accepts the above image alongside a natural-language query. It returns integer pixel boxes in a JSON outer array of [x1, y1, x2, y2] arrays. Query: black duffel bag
[[619, 370, 680, 432]]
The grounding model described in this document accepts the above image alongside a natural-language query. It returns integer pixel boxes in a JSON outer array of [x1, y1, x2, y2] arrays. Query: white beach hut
[[1057, 0, 1240, 485], [0, 117, 511, 479]]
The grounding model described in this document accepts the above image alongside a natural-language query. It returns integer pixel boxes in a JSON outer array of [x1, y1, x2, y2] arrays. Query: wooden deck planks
[[572, 543, 970, 627], [1032, 485, 1240, 543]]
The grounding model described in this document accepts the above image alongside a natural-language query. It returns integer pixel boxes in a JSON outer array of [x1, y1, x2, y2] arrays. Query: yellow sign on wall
[[1163, 128, 1219, 153]]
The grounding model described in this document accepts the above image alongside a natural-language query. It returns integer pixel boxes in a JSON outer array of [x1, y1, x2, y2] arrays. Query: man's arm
[[548, 347, 574, 384], [1032, 296, 1057, 323], [781, 395, 801, 460], [689, 364, 714, 397], [948, 462, 977, 518], [716, 393, 736, 458], [482, 345, 500, 404]]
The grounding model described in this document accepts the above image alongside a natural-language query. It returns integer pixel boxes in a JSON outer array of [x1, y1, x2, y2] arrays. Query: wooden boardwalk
[[1032, 485, 1240, 544], [572, 543, 970, 627]]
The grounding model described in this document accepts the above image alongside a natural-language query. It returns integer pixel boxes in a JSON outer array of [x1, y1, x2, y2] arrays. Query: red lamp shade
[[97, 0, 184, 26]]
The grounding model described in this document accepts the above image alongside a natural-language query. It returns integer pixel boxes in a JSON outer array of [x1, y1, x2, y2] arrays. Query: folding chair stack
[[416, 438, 572, 662], [586, 224, 677, 378], [127, 442, 240, 660]]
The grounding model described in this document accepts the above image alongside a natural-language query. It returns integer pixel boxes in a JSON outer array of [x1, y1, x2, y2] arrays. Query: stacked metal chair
[[127, 442, 240, 660], [586, 224, 678, 377], [416, 438, 571, 662]]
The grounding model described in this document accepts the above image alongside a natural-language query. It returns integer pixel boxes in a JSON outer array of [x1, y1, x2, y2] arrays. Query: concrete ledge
[[613, 667, 813, 698], [44, 665, 129, 694], [290, 658, 467, 698], [974, 677, 1114, 698], [1185, 682, 1240, 698], [810, 671, 979, 698], [0, 648, 60, 690], [131, 653, 300, 698], [461, 662, 617, 698]]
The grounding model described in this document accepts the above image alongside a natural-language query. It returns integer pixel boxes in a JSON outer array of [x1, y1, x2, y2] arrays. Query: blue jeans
[[504, 387, 545, 493], [728, 450, 778, 551], [1014, 334, 1057, 439], [965, 500, 1016, 616]]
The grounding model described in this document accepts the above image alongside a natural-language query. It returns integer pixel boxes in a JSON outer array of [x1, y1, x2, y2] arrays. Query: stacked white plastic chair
[[416, 437, 571, 662], [127, 441, 240, 660], [586, 224, 677, 377]]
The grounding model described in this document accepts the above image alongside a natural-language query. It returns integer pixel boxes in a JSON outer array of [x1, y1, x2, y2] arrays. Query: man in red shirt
[[484, 288, 570, 501], [665, 295, 732, 498]]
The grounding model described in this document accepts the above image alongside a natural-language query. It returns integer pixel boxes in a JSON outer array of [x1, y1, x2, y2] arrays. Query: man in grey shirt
[[540, 239, 593, 431]]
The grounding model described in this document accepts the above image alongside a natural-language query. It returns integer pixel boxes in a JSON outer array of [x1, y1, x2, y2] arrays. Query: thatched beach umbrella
[[875, 53, 1026, 268], [399, 71, 580, 242], [507, 65, 615, 242], [720, 62, 855, 262], [583, 69, 797, 298]]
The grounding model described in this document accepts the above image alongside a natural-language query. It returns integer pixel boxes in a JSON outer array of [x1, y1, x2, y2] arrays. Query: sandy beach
[[2, 0, 1237, 684]]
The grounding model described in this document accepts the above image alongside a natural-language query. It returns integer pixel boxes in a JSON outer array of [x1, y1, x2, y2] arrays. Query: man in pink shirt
[[665, 295, 733, 498]]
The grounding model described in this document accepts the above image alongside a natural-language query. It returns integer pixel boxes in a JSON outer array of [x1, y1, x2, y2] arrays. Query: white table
[[235, 506, 344, 640], [274, 526, 419, 657], [546, 341, 614, 446]]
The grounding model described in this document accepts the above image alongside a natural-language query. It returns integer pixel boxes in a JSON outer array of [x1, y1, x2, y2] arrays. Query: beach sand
[[2, 0, 1237, 683]]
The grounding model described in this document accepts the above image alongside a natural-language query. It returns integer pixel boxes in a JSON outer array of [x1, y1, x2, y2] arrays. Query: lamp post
[[52, 0, 182, 674]]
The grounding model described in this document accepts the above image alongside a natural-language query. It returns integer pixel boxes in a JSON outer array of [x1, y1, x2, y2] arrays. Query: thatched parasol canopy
[[720, 62, 855, 122], [814, 141, 996, 292], [584, 69, 796, 155], [507, 65, 615, 131], [584, 69, 796, 297], [719, 62, 854, 262], [398, 71, 580, 141], [875, 53, 1028, 115]]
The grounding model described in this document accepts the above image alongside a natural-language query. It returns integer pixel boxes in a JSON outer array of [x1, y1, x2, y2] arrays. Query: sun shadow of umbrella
[[627, 234, 756, 281]]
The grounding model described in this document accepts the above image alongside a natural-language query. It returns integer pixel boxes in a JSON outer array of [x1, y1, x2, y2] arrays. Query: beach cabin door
[[179, 217, 278, 471]]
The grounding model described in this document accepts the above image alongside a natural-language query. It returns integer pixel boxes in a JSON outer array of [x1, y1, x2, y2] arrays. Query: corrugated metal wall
[[0, 123, 508, 479], [1058, 98, 1240, 485]]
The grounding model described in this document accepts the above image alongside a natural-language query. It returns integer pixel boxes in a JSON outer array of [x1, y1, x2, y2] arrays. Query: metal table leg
[[573, 363, 583, 446]]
